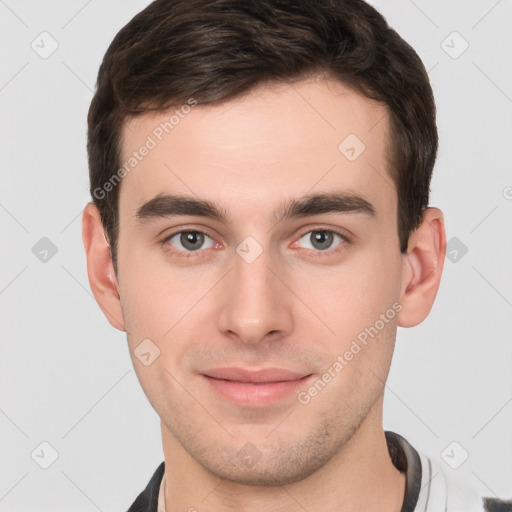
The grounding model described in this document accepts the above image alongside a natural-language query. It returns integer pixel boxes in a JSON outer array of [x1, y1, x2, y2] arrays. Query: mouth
[[200, 367, 314, 407]]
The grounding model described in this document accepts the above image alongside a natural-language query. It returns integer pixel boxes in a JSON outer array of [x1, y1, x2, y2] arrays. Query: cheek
[[117, 244, 179, 345], [294, 251, 402, 345], [120, 273, 170, 336], [117, 244, 217, 371]]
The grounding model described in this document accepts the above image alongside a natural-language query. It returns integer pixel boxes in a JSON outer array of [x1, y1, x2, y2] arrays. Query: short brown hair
[[87, 0, 437, 273]]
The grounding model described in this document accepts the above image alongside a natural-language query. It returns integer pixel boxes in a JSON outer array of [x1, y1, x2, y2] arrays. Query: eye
[[296, 229, 347, 253], [163, 230, 216, 255]]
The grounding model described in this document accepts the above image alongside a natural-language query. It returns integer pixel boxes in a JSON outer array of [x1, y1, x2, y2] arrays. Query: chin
[[190, 424, 357, 487], [202, 454, 325, 487]]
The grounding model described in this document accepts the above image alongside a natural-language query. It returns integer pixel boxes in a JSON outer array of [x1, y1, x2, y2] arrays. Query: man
[[82, 0, 486, 510]]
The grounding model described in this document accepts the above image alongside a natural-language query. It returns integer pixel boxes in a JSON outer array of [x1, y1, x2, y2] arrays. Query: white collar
[[157, 470, 166, 512]]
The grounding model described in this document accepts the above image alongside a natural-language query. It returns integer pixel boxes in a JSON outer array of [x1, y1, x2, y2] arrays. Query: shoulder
[[386, 431, 488, 512], [418, 454, 484, 512], [439, 466, 512, 512]]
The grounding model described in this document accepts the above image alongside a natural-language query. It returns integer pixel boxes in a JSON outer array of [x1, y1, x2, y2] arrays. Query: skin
[[82, 76, 446, 511]]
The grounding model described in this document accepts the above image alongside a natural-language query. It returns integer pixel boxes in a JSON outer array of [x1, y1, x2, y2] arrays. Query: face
[[116, 77, 405, 485]]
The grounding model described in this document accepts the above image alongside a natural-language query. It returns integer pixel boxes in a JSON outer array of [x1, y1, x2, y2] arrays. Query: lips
[[201, 367, 313, 406], [203, 367, 310, 383]]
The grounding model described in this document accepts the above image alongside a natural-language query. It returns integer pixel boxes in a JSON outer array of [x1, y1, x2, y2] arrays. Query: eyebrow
[[135, 191, 376, 225]]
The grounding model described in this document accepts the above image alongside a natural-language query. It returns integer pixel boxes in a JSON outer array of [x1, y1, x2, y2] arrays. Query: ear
[[397, 207, 446, 328], [81, 202, 125, 331]]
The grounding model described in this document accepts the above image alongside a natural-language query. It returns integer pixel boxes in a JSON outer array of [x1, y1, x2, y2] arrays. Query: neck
[[161, 400, 405, 512]]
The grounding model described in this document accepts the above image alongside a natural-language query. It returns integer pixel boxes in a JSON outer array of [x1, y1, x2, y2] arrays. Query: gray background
[[1, 0, 511, 510]]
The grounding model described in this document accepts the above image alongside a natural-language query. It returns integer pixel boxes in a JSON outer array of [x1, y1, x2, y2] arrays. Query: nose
[[216, 243, 293, 346]]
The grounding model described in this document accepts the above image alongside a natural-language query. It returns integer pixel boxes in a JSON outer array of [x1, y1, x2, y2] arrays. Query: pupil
[[312, 231, 333, 250]]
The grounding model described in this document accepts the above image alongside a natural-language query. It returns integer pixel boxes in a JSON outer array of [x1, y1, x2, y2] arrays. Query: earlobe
[[81, 202, 126, 331], [397, 207, 446, 328]]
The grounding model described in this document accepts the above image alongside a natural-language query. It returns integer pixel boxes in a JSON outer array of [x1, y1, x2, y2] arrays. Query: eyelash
[[294, 229, 350, 259], [160, 227, 350, 259]]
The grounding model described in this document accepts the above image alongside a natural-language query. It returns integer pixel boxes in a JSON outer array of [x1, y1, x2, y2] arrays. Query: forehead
[[118, 77, 394, 223]]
